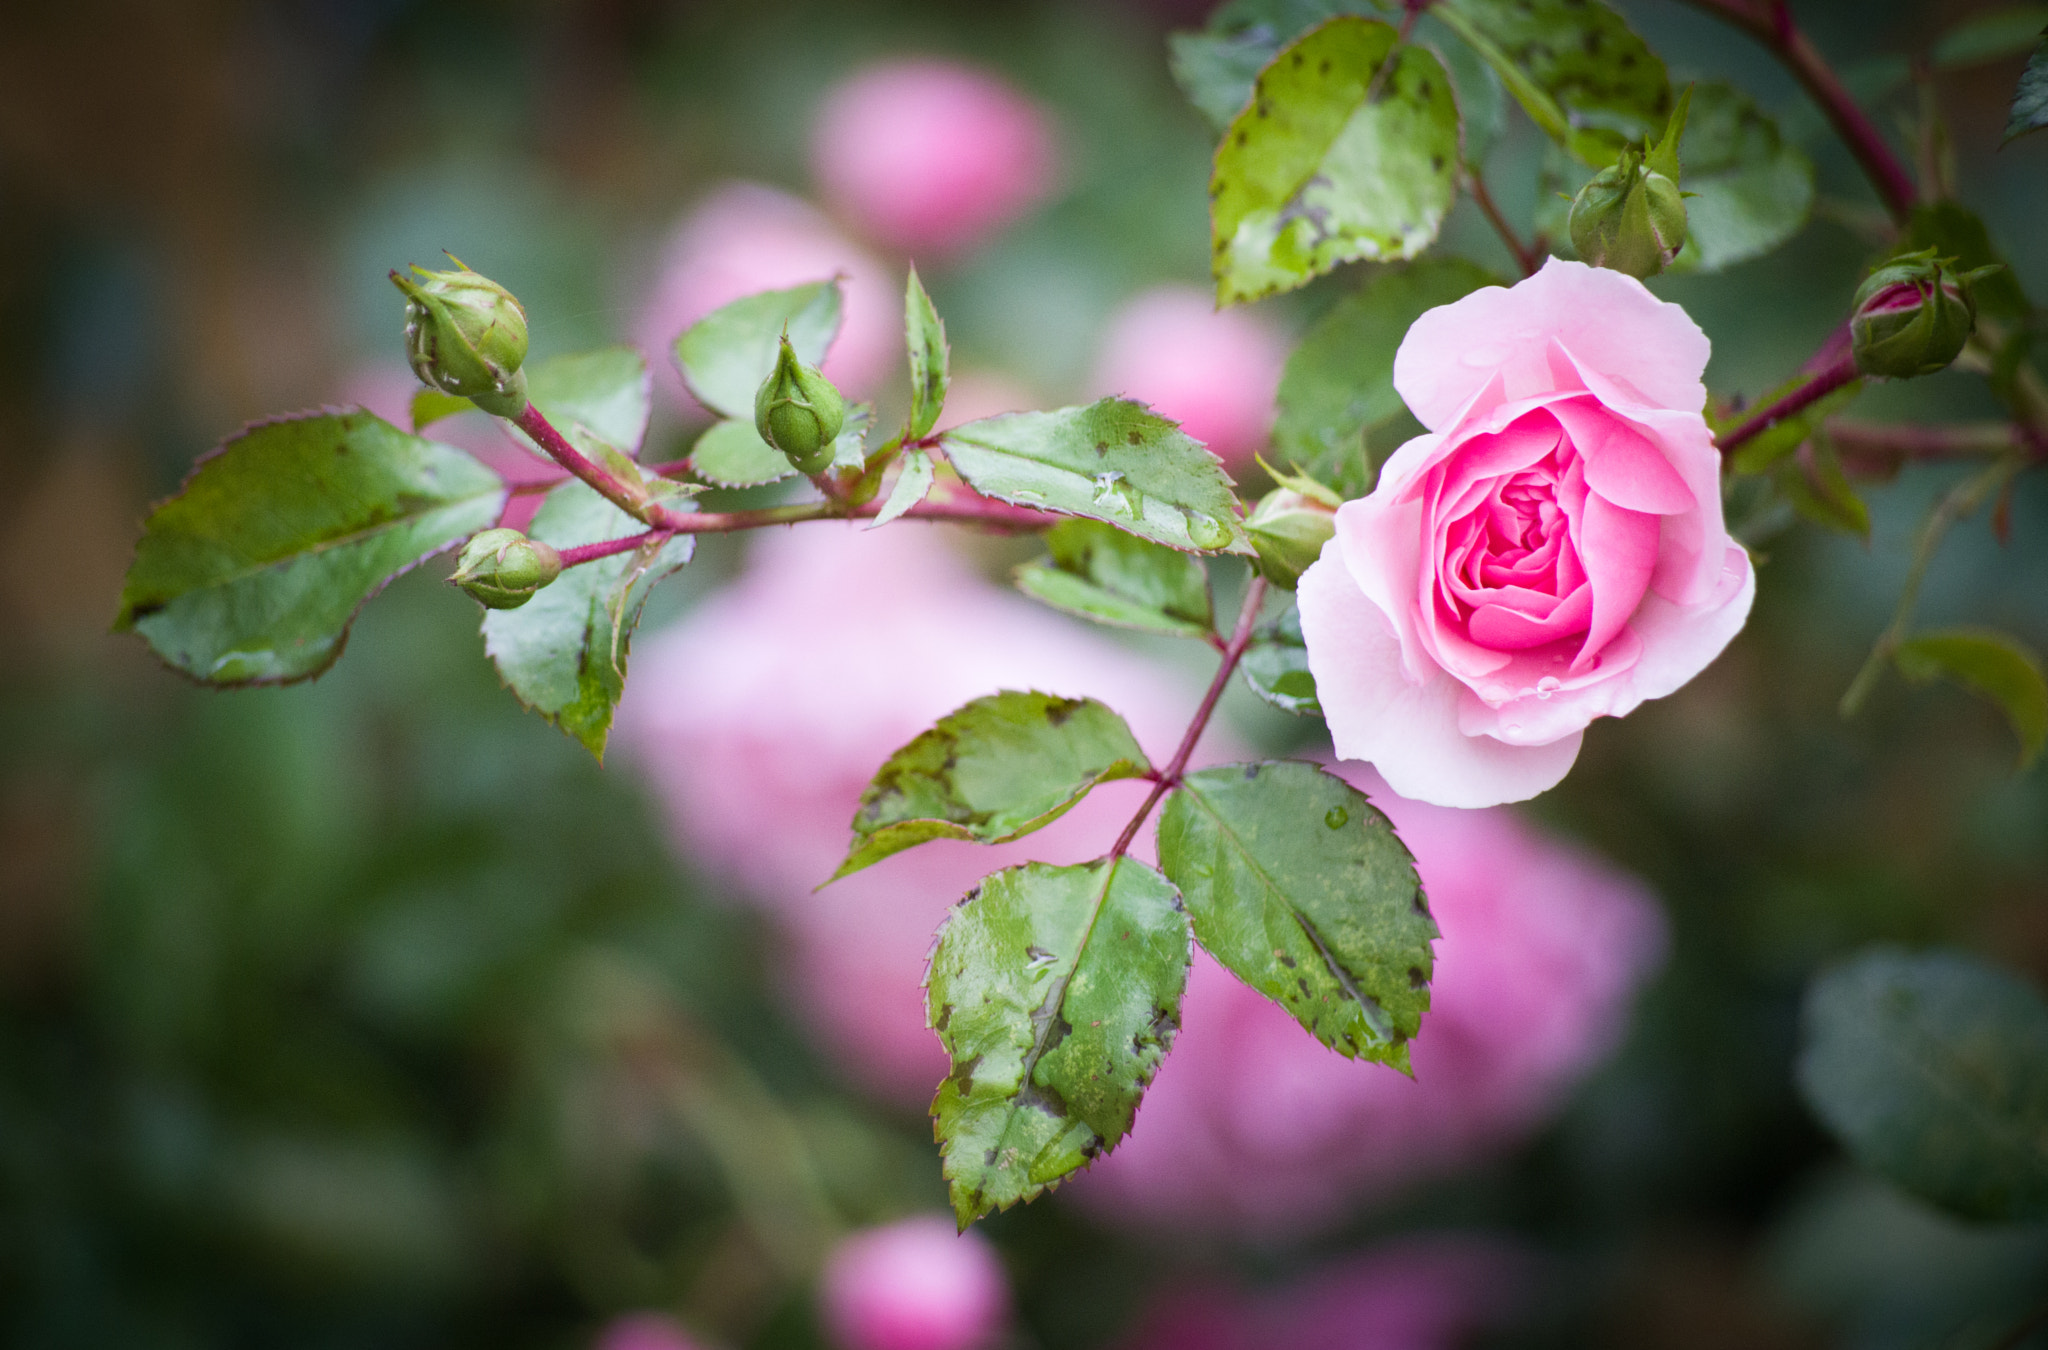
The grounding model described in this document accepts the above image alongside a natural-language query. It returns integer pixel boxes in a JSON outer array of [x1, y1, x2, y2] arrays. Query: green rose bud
[[1569, 148, 1688, 280], [754, 336, 846, 475], [450, 527, 562, 610], [1849, 249, 1981, 380], [390, 260, 530, 418], [1246, 488, 1337, 590]]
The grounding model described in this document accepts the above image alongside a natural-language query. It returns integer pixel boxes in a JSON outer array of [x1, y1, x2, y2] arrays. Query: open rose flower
[[1298, 259, 1753, 808]]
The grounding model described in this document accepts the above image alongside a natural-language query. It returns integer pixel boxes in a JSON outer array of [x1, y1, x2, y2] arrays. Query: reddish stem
[[1681, 0, 1918, 222], [1717, 346, 1861, 455], [1108, 576, 1270, 861], [509, 401, 678, 527], [1466, 169, 1542, 277]]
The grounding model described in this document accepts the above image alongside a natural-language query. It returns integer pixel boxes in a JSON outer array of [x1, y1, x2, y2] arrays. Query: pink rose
[[591, 1312, 712, 1350], [631, 183, 897, 413], [1298, 259, 1753, 808], [811, 60, 1057, 257], [1071, 766, 1665, 1237], [1092, 284, 1288, 473], [820, 1216, 1010, 1350]]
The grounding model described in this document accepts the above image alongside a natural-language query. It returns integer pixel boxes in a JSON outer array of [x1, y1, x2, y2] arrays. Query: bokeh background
[[3, 1, 2048, 1346]]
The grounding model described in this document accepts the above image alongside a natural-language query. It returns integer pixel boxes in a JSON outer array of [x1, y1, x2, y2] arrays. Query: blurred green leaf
[[522, 346, 653, 457], [1777, 441, 1870, 540], [870, 448, 935, 528], [481, 480, 694, 760], [1013, 519, 1214, 638], [674, 280, 843, 420], [928, 858, 1190, 1226], [1721, 374, 1863, 476], [1935, 6, 2048, 67], [1273, 256, 1496, 493], [1902, 202, 2032, 321], [1240, 598, 1323, 715], [832, 692, 1152, 880], [1210, 17, 1460, 304], [905, 267, 950, 441], [116, 411, 506, 685], [1170, 28, 1283, 132], [2005, 28, 2048, 144], [830, 400, 875, 473], [409, 387, 473, 432], [1435, 0, 1671, 165], [1797, 947, 2048, 1222], [1418, 12, 1506, 165], [1159, 762, 1434, 1069], [1670, 83, 1815, 273], [941, 399, 1252, 554], [688, 419, 797, 488], [1894, 627, 2048, 768]]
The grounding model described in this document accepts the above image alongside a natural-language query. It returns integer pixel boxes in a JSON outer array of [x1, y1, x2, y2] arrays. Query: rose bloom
[[1092, 284, 1288, 473], [618, 525, 1237, 1101], [591, 1313, 712, 1350], [811, 59, 1058, 257], [631, 183, 897, 412], [820, 1216, 1010, 1350], [1070, 765, 1665, 1237], [1298, 259, 1752, 808]]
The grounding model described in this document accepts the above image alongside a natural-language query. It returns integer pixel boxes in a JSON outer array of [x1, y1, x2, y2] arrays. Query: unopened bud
[[1850, 249, 1980, 380], [451, 527, 562, 610], [755, 336, 846, 475], [1568, 149, 1687, 280], [390, 260, 530, 417], [1246, 488, 1337, 589]]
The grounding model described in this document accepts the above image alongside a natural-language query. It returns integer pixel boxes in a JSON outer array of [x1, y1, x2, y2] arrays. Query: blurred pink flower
[[1115, 1236, 1529, 1350], [1091, 285, 1287, 473], [821, 1215, 1010, 1350], [592, 1312, 712, 1350], [619, 524, 1239, 1103], [633, 183, 897, 413], [1072, 766, 1666, 1236], [811, 60, 1058, 257]]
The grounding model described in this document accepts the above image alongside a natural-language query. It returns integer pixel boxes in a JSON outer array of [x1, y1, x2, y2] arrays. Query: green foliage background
[[3, 0, 2048, 1346]]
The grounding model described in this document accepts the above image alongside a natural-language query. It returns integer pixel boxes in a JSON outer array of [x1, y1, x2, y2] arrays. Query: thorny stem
[[1679, 0, 1918, 222], [1839, 454, 2023, 718], [1717, 346, 1861, 456], [510, 401, 675, 527], [1465, 168, 1542, 277], [1109, 575, 1270, 861]]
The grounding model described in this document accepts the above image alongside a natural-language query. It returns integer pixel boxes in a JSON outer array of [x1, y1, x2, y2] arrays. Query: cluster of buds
[[1568, 88, 1692, 280], [450, 528, 562, 610], [1849, 249, 1990, 380], [390, 259, 531, 417], [756, 335, 847, 475]]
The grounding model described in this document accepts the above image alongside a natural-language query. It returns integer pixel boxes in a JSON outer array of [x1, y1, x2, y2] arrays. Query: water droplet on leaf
[[1185, 510, 1232, 549], [1324, 806, 1349, 829]]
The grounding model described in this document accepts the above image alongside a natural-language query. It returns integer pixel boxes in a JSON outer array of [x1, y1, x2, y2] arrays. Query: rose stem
[[508, 401, 681, 526], [1829, 420, 2042, 474], [1108, 575, 1270, 861], [1465, 168, 1542, 277], [1716, 347, 1861, 456], [1679, 0, 1918, 222]]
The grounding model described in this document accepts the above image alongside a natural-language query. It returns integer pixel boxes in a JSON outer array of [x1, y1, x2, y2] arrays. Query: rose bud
[[1246, 488, 1337, 589], [820, 1215, 1009, 1350], [1567, 147, 1687, 280], [756, 335, 847, 474], [450, 527, 563, 610], [1850, 249, 1982, 380], [389, 260, 530, 417]]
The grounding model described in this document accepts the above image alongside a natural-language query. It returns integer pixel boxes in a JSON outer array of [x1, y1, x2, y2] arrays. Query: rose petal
[[1572, 494, 1659, 673], [1467, 586, 1592, 649], [1624, 544, 1755, 703], [1393, 260, 1710, 433], [1298, 556, 1584, 808], [1550, 397, 1694, 516]]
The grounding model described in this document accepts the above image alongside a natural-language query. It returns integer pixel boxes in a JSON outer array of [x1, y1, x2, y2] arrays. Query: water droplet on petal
[[1324, 806, 1349, 829], [1535, 675, 1562, 700]]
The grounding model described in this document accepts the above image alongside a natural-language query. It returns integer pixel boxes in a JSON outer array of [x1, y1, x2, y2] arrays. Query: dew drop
[[1185, 510, 1232, 549], [1535, 675, 1561, 700], [1324, 806, 1349, 830]]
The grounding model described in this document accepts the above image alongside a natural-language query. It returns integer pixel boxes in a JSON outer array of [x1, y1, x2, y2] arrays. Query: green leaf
[[1894, 627, 2048, 769], [941, 399, 1251, 554], [524, 346, 653, 457], [870, 448, 935, 529], [830, 401, 875, 473], [1417, 11, 1505, 165], [2005, 28, 2048, 144], [905, 267, 950, 441], [1171, 28, 1284, 132], [1720, 372, 1863, 476], [1240, 597, 1323, 715], [1776, 440, 1869, 540], [1666, 83, 1815, 273], [481, 480, 694, 760], [410, 387, 473, 432], [1797, 947, 2048, 1223], [1210, 17, 1460, 305], [1902, 202, 2032, 321], [115, 411, 506, 685], [833, 692, 1153, 880], [1435, 0, 1672, 165], [1014, 519, 1215, 638], [927, 858, 1191, 1226], [1273, 257, 1497, 494], [1159, 761, 1434, 1069], [674, 280, 843, 420], [1935, 6, 2048, 68], [688, 419, 797, 488]]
